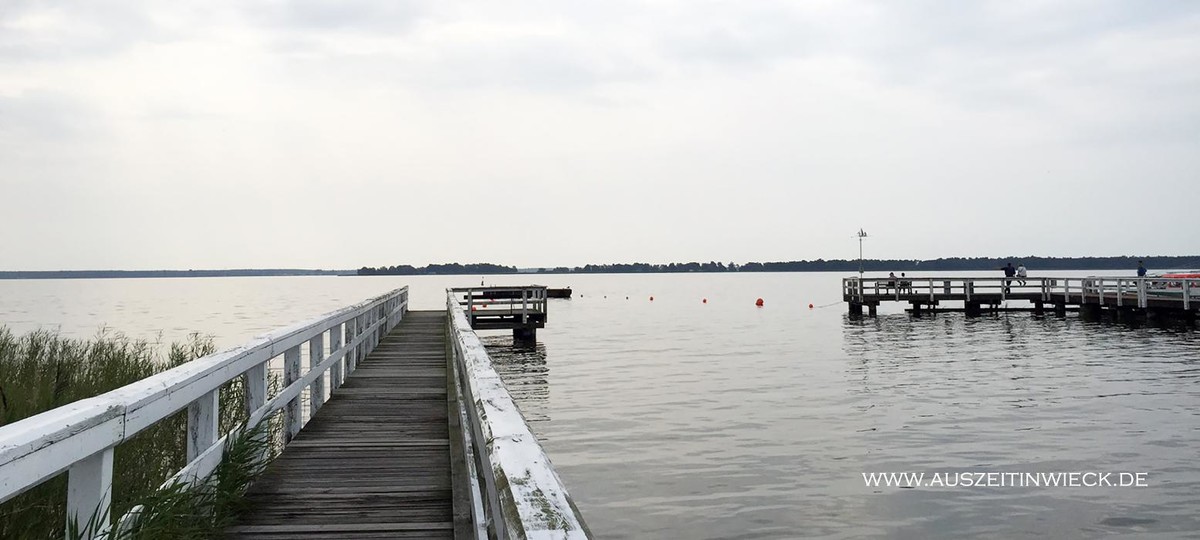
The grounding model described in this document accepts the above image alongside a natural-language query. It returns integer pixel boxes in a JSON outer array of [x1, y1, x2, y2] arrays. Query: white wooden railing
[[843, 276, 1199, 309], [455, 286, 549, 325], [445, 290, 589, 539], [0, 288, 408, 538]]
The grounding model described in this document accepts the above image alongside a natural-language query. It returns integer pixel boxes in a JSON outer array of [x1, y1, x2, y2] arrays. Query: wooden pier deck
[[226, 311, 455, 539], [844, 276, 1198, 321], [1, 286, 587, 540]]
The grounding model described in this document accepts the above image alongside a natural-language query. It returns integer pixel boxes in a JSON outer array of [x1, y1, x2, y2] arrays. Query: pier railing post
[[1185, 280, 1192, 310], [66, 448, 114, 539], [186, 389, 219, 462], [284, 345, 302, 442], [348, 316, 359, 373], [309, 334, 325, 412], [245, 362, 268, 418], [244, 361, 269, 458], [329, 322, 344, 389]]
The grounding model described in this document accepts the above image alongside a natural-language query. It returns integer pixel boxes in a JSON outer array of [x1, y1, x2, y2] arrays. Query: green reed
[[0, 328, 277, 540]]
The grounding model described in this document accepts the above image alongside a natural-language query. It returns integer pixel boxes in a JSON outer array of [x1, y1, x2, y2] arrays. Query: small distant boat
[[1147, 271, 1199, 292], [471, 287, 573, 299]]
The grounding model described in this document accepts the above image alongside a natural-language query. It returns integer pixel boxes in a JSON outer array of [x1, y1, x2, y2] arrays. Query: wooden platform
[[843, 276, 1198, 319], [226, 311, 454, 539]]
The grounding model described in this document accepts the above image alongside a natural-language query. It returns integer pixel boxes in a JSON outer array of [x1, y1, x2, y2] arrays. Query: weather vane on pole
[[857, 229, 868, 279]]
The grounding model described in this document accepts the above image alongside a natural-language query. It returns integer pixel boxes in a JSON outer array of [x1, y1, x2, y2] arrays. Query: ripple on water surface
[[486, 305, 1200, 539]]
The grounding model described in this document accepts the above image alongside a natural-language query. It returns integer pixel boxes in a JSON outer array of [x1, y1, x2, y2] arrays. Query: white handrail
[[0, 288, 408, 538], [445, 290, 589, 540]]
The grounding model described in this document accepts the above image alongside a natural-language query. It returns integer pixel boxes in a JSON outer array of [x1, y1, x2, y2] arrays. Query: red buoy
[[809, 303, 814, 309], [471, 306, 477, 311], [650, 296, 654, 301], [755, 298, 764, 307], [702, 298, 707, 304]]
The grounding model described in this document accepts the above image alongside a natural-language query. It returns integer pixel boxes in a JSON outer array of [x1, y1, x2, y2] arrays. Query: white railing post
[[1185, 280, 1192, 310], [1137, 279, 1147, 308], [284, 345, 302, 441], [522, 289, 529, 324], [309, 334, 325, 412], [244, 362, 268, 417], [1098, 278, 1105, 305], [186, 390, 219, 462], [66, 448, 114, 539], [329, 322, 343, 390], [348, 316, 359, 373], [1117, 280, 1125, 307]]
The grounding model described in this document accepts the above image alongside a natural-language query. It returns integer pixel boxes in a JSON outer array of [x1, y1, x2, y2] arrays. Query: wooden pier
[[226, 311, 454, 539], [844, 276, 1199, 321], [456, 286, 548, 346], [0, 286, 589, 539]]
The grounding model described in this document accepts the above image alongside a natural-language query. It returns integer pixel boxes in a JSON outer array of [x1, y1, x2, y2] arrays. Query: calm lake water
[[2, 272, 1198, 539]]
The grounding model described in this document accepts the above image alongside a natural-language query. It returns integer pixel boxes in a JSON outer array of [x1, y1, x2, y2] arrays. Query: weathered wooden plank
[[227, 312, 453, 537]]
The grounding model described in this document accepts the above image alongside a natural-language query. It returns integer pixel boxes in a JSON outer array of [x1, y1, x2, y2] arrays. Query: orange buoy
[[755, 298, 764, 307], [809, 303, 814, 309]]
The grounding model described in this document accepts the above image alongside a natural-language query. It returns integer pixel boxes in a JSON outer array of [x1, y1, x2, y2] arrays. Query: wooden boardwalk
[[843, 276, 1198, 320], [226, 311, 455, 539]]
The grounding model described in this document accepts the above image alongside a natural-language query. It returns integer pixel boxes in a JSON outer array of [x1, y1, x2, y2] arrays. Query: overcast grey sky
[[2, 1, 1197, 270]]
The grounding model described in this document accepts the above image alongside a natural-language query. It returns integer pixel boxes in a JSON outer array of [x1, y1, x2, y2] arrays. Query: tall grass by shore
[[0, 327, 272, 540]]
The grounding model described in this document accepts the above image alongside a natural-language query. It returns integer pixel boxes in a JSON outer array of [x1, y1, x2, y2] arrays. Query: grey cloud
[[0, 91, 105, 143], [245, 0, 433, 32]]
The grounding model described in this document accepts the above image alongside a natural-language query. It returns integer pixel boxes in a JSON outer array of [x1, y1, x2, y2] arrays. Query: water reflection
[[482, 335, 552, 426], [839, 312, 1200, 538]]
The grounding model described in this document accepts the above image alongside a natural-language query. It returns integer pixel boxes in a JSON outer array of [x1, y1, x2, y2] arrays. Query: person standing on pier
[[1002, 262, 1016, 293], [1137, 261, 1147, 277], [1016, 263, 1027, 286]]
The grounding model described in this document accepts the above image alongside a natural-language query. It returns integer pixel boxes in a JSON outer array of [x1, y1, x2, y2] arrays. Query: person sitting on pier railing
[[899, 272, 913, 294], [1017, 263, 1028, 286], [1002, 262, 1016, 293], [887, 272, 897, 292]]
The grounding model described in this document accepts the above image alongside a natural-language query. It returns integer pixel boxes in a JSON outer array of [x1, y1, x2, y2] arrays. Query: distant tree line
[[357, 256, 1200, 276], [0, 269, 349, 280], [357, 263, 519, 275]]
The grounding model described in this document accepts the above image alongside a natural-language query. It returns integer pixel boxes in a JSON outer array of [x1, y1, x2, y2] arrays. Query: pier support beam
[[513, 327, 537, 348], [867, 304, 877, 318], [1033, 301, 1045, 316], [1054, 303, 1067, 317], [965, 302, 982, 317], [848, 302, 863, 317]]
